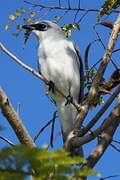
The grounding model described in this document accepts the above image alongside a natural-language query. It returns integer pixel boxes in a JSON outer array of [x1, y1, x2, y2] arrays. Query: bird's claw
[[48, 80, 55, 93], [65, 94, 73, 106]]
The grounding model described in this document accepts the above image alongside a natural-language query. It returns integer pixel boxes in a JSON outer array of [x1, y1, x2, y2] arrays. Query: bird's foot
[[48, 80, 55, 93], [65, 94, 73, 106]]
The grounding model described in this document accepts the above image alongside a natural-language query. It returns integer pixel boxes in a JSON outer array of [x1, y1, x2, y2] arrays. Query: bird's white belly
[[39, 54, 80, 103]]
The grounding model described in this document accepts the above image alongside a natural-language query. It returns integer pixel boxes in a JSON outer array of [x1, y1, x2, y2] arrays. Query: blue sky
[[0, 0, 120, 179]]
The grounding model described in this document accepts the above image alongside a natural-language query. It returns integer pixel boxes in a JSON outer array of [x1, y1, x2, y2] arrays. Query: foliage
[[62, 23, 80, 37], [0, 145, 99, 180], [97, 0, 120, 20]]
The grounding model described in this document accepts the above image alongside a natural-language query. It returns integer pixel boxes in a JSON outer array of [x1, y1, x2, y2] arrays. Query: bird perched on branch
[[22, 20, 84, 155]]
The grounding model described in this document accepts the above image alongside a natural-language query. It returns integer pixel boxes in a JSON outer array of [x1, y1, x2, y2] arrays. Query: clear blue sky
[[0, 0, 120, 179]]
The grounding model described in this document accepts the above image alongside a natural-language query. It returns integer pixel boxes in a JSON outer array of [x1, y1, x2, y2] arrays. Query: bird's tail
[[57, 102, 83, 156]]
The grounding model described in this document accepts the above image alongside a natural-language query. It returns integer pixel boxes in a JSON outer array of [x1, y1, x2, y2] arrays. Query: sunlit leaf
[[29, 12, 36, 17], [72, 22, 80, 30], [54, 16, 62, 21], [0, 142, 99, 179], [15, 10, 22, 17], [4, 23, 11, 30], [17, 25, 23, 30], [77, 167, 100, 177], [24, 30, 31, 44], [9, 15, 16, 21], [20, 7, 25, 13], [23, 18, 31, 24]]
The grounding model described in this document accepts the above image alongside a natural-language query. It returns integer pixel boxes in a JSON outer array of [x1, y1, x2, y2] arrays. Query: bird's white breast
[[38, 38, 80, 103]]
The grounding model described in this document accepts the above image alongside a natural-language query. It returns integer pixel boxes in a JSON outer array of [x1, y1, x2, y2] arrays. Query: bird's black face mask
[[22, 22, 48, 32]]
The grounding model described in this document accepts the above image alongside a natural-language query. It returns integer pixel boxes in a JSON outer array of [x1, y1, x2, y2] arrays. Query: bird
[[22, 20, 84, 155]]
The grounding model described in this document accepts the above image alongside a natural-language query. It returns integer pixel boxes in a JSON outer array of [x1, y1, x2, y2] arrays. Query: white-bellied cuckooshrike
[[22, 20, 84, 155]]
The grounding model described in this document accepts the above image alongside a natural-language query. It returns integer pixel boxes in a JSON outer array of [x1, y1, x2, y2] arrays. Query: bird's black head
[[22, 21, 49, 32], [22, 20, 63, 41]]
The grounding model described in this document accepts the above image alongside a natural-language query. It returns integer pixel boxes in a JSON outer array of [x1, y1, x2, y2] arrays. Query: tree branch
[[24, 1, 120, 14], [78, 85, 120, 136], [73, 13, 120, 131], [83, 102, 120, 168], [67, 99, 120, 152], [0, 87, 36, 148], [88, 13, 120, 103]]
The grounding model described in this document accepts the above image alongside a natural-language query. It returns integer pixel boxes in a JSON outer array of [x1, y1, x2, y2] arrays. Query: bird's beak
[[22, 24, 35, 31]]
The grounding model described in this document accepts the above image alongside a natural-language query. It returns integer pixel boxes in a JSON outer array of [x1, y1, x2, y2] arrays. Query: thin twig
[[47, 132, 61, 149], [67, 0, 71, 9], [84, 39, 99, 82], [77, 11, 89, 23], [34, 118, 54, 142], [34, 111, 58, 142], [24, 1, 120, 13], [50, 111, 58, 148], [58, 0, 61, 7], [100, 174, 120, 180], [112, 139, 120, 144], [93, 24, 119, 71], [88, 14, 120, 103], [86, 47, 120, 79], [110, 143, 120, 152], [0, 136, 15, 146]]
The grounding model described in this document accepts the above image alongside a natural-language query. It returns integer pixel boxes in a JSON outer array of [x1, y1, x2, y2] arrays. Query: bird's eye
[[29, 22, 49, 31], [34, 23, 48, 31], [40, 23, 47, 30]]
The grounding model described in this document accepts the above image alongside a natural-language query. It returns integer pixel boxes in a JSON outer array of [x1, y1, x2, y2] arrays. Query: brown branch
[[78, 85, 120, 136], [0, 87, 36, 148], [24, 1, 120, 14], [72, 13, 120, 131], [83, 102, 120, 169], [89, 14, 120, 101], [0, 42, 79, 111], [67, 99, 120, 151]]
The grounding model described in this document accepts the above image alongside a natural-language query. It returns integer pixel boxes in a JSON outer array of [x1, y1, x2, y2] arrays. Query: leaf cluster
[[61, 23, 80, 37], [97, 0, 120, 20], [0, 145, 99, 180]]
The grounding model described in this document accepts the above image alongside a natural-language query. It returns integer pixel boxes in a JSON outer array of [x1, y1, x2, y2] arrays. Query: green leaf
[[77, 167, 100, 177], [72, 22, 80, 30], [15, 10, 22, 17], [53, 156, 85, 165], [4, 23, 11, 30], [64, 29, 72, 37], [23, 18, 31, 24], [15, 7, 25, 17], [24, 30, 31, 44], [9, 15, 16, 21], [54, 16, 62, 21], [29, 12, 36, 17], [17, 25, 23, 31], [0, 146, 99, 180]]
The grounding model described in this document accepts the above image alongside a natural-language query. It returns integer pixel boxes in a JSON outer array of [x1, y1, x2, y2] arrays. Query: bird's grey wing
[[72, 43, 84, 103]]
